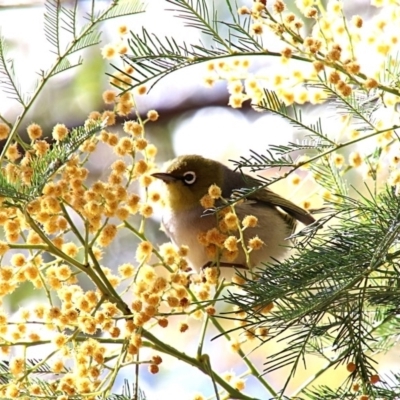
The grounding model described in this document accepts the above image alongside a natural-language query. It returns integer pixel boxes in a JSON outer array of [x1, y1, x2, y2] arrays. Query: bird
[[151, 155, 315, 273]]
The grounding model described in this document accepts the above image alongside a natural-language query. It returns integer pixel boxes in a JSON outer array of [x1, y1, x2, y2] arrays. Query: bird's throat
[[163, 183, 202, 212]]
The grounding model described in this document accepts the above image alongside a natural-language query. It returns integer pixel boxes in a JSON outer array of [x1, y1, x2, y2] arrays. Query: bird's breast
[[161, 202, 294, 272], [162, 207, 215, 270]]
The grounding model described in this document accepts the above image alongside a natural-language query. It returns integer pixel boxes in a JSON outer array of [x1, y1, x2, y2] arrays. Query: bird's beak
[[151, 172, 179, 183]]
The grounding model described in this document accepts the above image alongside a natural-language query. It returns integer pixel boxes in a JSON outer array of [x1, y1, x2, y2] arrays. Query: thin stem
[[0, 1, 120, 164], [59, 202, 85, 245], [208, 315, 277, 397], [141, 327, 261, 400], [197, 312, 211, 359], [123, 220, 174, 273], [233, 124, 400, 203], [291, 313, 395, 397]]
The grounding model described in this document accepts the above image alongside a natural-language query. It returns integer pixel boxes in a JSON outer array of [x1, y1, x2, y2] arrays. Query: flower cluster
[[0, 29, 261, 398], [201, 0, 400, 204], [196, 185, 265, 272], [0, 62, 170, 396], [4, 0, 400, 398], [205, 0, 400, 111]]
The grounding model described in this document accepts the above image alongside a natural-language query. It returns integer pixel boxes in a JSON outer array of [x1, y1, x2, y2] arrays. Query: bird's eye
[[182, 171, 196, 185]]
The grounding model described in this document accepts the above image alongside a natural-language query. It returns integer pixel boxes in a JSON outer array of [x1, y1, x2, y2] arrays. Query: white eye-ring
[[183, 171, 196, 185]]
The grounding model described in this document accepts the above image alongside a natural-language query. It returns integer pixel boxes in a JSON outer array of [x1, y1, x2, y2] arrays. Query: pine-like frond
[[44, 0, 61, 55], [0, 120, 105, 204], [221, 0, 264, 52], [60, 1, 78, 36], [68, 25, 102, 54], [234, 149, 296, 173], [115, 0, 263, 91], [29, 119, 106, 197], [97, 0, 146, 21], [226, 187, 400, 393], [106, 379, 147, 400], [231, 139, 333, 173], [117, 28, 224, 91], [380, 52, 400, 88], [305, 384, 356, 399], [310, 155, 348, 197], [258, 89, 337, 145], [47, 56, 83, 78], [0, 174, 31, 202], [0, 34, 25, 105], [306, 373, 400, 400], [316, 81, 379, 133], [0, 360, 9, 384], [0, 358, 69, 386], [167, 0, 228, 48]]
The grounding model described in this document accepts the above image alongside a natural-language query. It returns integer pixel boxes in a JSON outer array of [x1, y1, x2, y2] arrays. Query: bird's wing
[[247, 187, 316, 226]]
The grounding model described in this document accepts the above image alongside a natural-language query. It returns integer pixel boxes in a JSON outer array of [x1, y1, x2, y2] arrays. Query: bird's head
[[152, 155, 224, 212]]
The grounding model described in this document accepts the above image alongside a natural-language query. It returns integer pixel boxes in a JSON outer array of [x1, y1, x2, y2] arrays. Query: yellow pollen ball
[[102, 90, 117, 104], [118, 25, 128, 35], [134, 160, 148, 175], [135, 138, 148, 151], [136, 241, 153, 262], [52, 123, 69, 141], [233, 378, 246, 391], [53, 333, 68, 348], [291, 175, 301, 185], [333, 153, 345, 168], [33, 140, 50, 155], [118, 263, 135, 278], [208, 184, 222, 199], [97, 224, 118, 247], [6, 143, 21, 161], [0, 241, 10, 255], [224, 236, 238, 251], [137, 85, 147, 95], [0, 123, 10, 140], [224, 212, 239, 229], [101, 44, 117, 59], [62, 242, 79, 257], [248, 236, 264, 250], [27, 123, 43, 140], [389, 170, 400, 186], [251, 23, 263, 35], [139, 203, 153, 218], [349, 152, 363, 167], [242, 215, 258, 228], [147, 110, 159, 121], [102, 110, 116, 126], [200, 194, 215, 209]]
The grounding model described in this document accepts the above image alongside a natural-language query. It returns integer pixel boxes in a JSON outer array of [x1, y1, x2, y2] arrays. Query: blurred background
[[0, 0, 398, 399]]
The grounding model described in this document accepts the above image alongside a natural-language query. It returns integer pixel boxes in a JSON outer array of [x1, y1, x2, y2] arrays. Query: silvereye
[[152, 155, 315, 272]]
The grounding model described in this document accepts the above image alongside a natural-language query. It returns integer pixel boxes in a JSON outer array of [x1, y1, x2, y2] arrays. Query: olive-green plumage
[[152, 155, 315, 271]]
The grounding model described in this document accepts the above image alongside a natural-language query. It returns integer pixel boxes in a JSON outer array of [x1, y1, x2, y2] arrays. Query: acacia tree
[[0, 0, 400, 399]]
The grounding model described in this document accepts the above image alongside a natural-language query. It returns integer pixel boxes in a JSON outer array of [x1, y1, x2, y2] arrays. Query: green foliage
[[106, 380, 147, 400], [2, 0, 400, 399], [0, 120, 106, 203], [0, 34, 25, 106], [0, 1, 147, 398], [114, 0, 400, 398], [0, 0, 146, 160], [226, 186, 400, 394], [115, 0, 272, 91]]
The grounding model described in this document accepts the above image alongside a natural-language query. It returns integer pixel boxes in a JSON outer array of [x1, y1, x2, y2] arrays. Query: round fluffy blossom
[[147, 110, 159, 121], [27, 123, 43, 140], [0, 123, 10, 140], [136, 241, 153, 262], [52, 124, 69, 141], [101, 44, 117, 59]]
